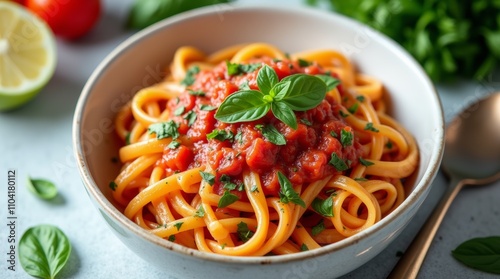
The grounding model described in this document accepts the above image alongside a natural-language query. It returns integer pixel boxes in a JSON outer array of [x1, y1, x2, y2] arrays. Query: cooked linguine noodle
[[112, 43, 419, 256]]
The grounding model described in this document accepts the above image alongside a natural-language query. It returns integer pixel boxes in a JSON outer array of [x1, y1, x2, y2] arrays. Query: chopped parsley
[[311, 197, 334, 217], [364, 122, 379, 132], [330, 130, 338, 138], [199, 171, 215, 186], [340, 129, 353, 147], [194, 205, 205, 218], [234, 131, 244, 144], [200, 104, 217, 111], [359, 157, 374, 166], [167, 140, 180, 149], [174, 222, 183, 231], [298, 58, 312, 67], [250, 185, 259, 193], [300, 244, 309, 251], [148, 120, 179, 140], [311, 219, 326, 236], [207, 129, 234, 141], [329, 153, 349, 171], [237, 221, 254, 242], [385, 140, 393, 149], [226, 61, 261, 76], [300, 118, 312, 126], [109, 181, 117, 191], [277, 171, 306, 208], [188, 89, 206, 96], [181, 65, 200, 86], [125, 132, 131, 145], [239, 80, 251, 90], [168, 235, 176, 242], [174, 106, 185, 116], [218, 190, 239, 208], [255, 124, 286, 145], [347, 103, 359, 114], [356, 95, 366, 102], [339, 110, 349, 118], [184, 110, 197, 127]]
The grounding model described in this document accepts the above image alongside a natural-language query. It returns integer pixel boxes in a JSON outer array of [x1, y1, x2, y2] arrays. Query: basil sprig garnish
[[452, 236, 500, 274], [215, 65, 337, 129], [19, 225, 71, 279]]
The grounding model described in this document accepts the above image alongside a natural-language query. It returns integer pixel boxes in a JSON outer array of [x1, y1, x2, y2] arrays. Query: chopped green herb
[[199, 171, 215, 186], [300, 118, 312, 126], [200, 104, 217, 111], [181, 65, 200, 86], [194, 206, 205, 218], [250, 185, 259, 193], [340, 129, 353, 147], [298, 58, 312, 67], [218, 190, 239, 208], [235, 131, 244, 144], [300, 243, 309, 251], [311, 197, 334, 217], [348, 103, 359, 114], [329, 153, 349, 171], [174, 106, 185, 116], [188, 89, 206, 97], [226, 61, 261, 76], [148, 120, 179, 140], [311, 219, 326, 236], [385, 140, 393, 149], [364, 122, 379, 132], [207, 129, 234, 141], [277, 171, 306, 208], [109, 181, 117, 191], [167, 140, 181, 149], [168, 235, 176, 242], [184, 110, 197, 127], [354, 177, 368, 182], [330, 131, 338, 138], [356, 95, 365, 102], [239, 80, 251, 90], [256, 124, 286, 145], [237, 221, 254, 242], [174, 222, 183, 231], [125, 132, 131, 145], [359, 157, 374, 166], [339, 110, 349, 118]]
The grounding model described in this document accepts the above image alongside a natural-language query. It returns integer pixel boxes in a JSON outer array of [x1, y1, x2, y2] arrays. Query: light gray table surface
[[1, 0, 499, 278]]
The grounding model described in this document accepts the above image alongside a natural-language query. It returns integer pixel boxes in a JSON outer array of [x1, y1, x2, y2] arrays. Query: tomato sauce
[[159, 57, 362, 197]]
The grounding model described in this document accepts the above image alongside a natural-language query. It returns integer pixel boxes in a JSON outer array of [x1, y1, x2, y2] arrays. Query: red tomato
[[25, 0, 101, 40]]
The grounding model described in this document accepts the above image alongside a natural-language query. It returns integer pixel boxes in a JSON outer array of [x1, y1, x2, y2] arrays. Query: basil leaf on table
[[452, 236, 500, 274], [19, 225, 71, 279], [26, 177, 58, 200], [127, 0, 233, 29]]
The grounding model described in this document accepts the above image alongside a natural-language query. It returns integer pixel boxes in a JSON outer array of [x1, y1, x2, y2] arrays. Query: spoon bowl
[[389, 92, 500, 278], [443, 93, 500, 179]]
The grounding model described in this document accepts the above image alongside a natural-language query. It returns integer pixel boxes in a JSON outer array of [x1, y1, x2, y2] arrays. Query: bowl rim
[[73, 3, 444, 265]]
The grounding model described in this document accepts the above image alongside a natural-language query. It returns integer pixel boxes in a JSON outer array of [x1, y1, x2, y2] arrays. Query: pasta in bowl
[[73, 5, 443, 279]]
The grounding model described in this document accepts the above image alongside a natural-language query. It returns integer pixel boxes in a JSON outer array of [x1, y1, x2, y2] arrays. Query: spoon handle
[[388, 177, 465, 279]]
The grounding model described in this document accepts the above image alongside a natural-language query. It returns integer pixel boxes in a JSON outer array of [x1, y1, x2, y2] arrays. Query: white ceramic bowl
[[73, 5, 444, 279]]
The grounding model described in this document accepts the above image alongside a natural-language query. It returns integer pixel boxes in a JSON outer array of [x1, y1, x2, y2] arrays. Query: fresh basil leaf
[[148, 120, 179, 140], [174, 106, 185, 116], [237, 221, 254, 242], [167, 140, 181, 149], [259, 124, 286, 145], [215, 90, 270, 123], [315, 74, 340, 91], [329, 153, 349, 171], [257, 64, 279, 95], [298, 58, 312, 67], [180, 65, 200, 86], [312, 197, 334, 217], [340, 129, 353, 147], [218, 190, 239, 208], [26, 177, 57, 200], [277, 171, 305, 207], [199, 171, 215, 186], [19, 225, 71, 279], [127, 0, 232, 29], [274, 74, 327, 111], [452, 236, 500, 274], [226, 61, 240, 76], [271, 101, 298, 130], [239, 80, 251, 90]]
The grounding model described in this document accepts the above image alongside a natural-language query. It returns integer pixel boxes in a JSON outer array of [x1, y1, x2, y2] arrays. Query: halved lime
[[0, 1, 56, 111]]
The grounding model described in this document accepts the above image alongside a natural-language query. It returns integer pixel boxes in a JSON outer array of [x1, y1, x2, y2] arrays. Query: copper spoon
[[388, 93, 500, 278]]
